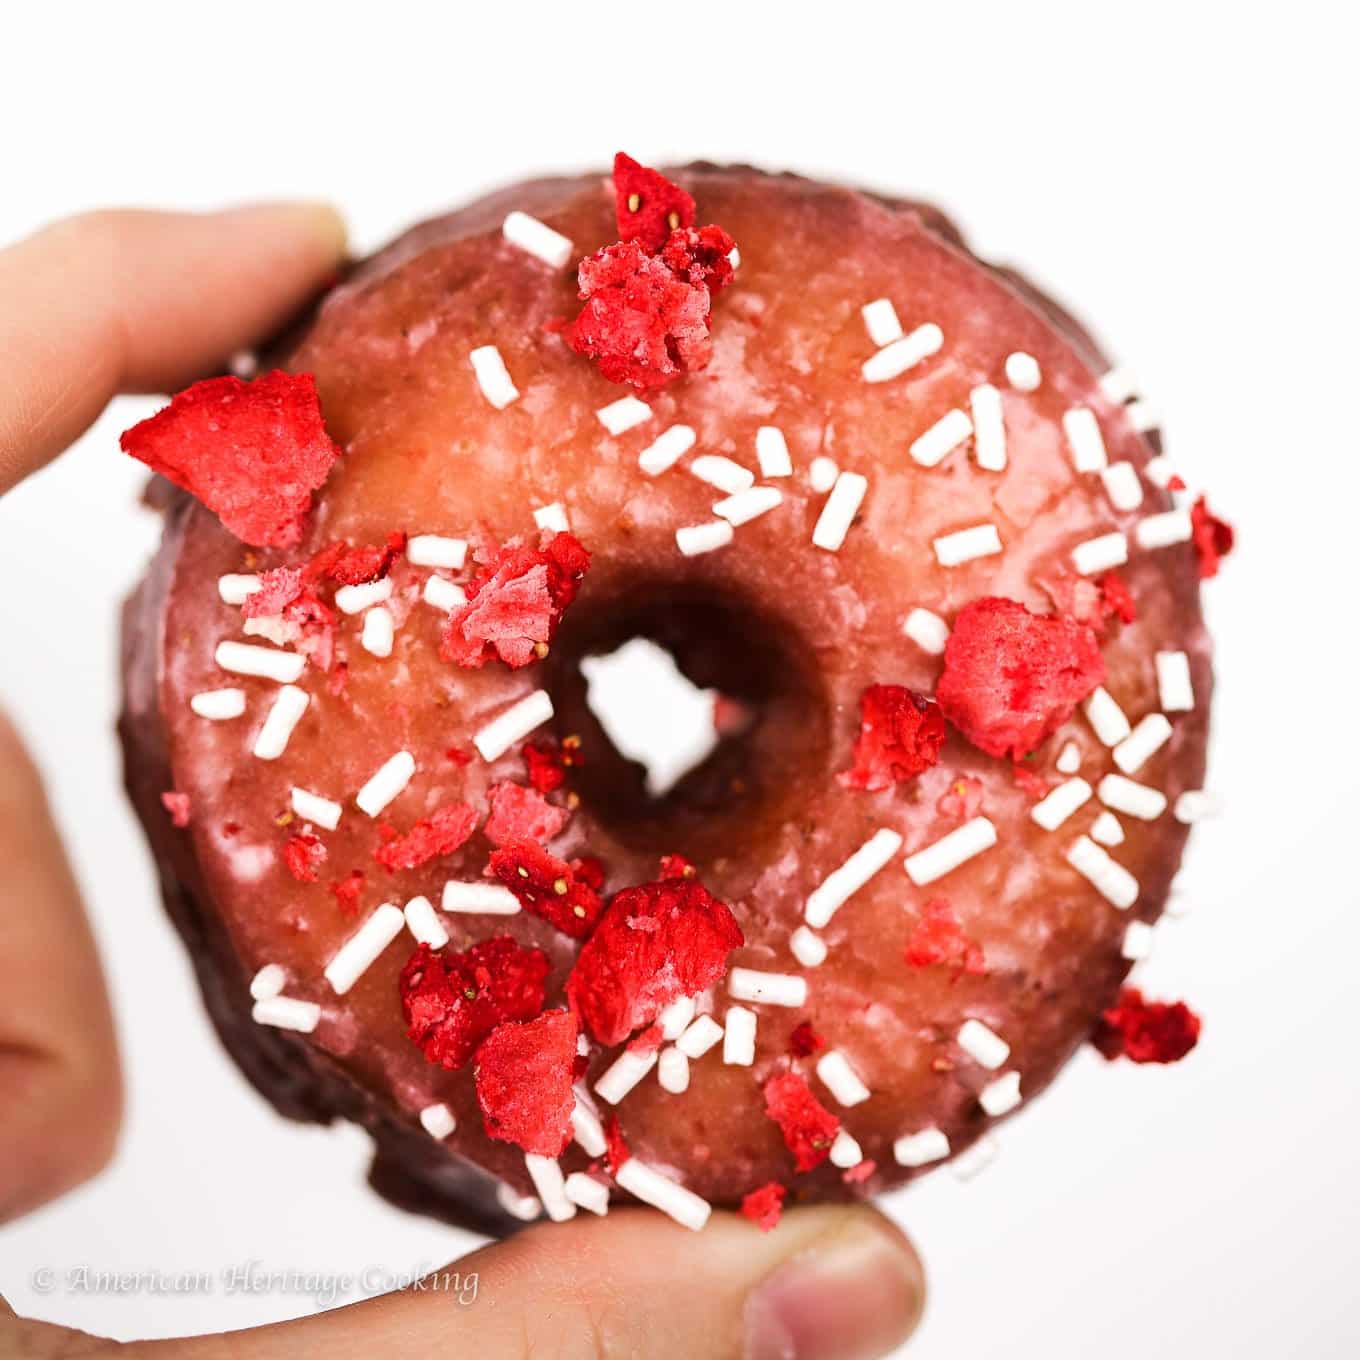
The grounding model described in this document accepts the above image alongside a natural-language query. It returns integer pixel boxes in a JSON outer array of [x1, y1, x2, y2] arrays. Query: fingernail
[[744, 1212, 924, 1360]]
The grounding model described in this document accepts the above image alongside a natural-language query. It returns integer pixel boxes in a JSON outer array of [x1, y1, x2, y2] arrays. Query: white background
[[1, 3, 1357, 1356]]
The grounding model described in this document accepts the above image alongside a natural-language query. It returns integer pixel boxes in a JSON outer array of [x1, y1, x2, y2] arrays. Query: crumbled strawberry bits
[[160, 791, 191, 828], [839, 684, 946, 791], [283, 832, 326, 883], [613, 152, 696, 250], [904, 900, 986, 976], [120, 370, 341, 548], [374, 803, 478, 872], [1093, 987, 1202, 1064], [740, 1181, 787, 1232], [764, 1073, 840, 1173], [1190, 496, 1235, 579], [484, 781, 569, 847], [474, 1008, 578, 1156], [488, 839, 603, 938]]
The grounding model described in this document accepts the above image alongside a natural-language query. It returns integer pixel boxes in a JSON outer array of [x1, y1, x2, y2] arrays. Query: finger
[[0, 710, 121, 1222], [0, 202, 347, 495], [112, 1204, 923, 1360]]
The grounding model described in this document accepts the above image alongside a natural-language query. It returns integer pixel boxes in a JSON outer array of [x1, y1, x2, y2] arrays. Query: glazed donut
[[119, 158, 1228, 1234]]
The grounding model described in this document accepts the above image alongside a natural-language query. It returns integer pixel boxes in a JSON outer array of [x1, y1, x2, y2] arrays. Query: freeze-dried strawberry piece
[[660, 224, 736, 295], [764, 1072, 840, 1173], [160, 791, 191, 828], [329, 869, 365, 914], [1099, 572, 1137, 625], [566, 877, 743, 1046], [474, 1008, 578, 1156], [523, 736, 583, 793], [280, 587, 337, 672], [488, 839, 603, 938], [627, 1023, 664, 1053], [1190, 496, 1235, 579], [1040, 570, 1137, 631], [400, 938, 550, 1070], [119, 371, 340, 548], [658, 853, 697, 880], [604, 1113, 631, 1175], [374, 803, 478, 872], [613, 152, 696, 251], [936, 597, 1105, 760], [484, 782, 569, 847], [937, 775, 984, 821], [838, 684, 947, 792], [740, 1181, 787, 1232], [283, 832, 326, 883], [319, 532, 407, 586], [241, 566, 306, 618], [1093, 986, 1201, 1064], [1012, 762, 1050, 801], [441, 533, 591, 669], [789, 1021, 825, 1058], [904, 899, 986, 975]]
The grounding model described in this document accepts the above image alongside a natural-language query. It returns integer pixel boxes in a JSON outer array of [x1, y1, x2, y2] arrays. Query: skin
[[0, 206, 923, 1359]]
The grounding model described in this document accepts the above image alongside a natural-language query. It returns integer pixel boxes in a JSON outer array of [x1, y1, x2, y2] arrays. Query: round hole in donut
[[544, 578, 831, 860]]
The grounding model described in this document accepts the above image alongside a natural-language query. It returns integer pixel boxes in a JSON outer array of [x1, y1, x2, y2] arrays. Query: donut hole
[[545, 581, 830, 860]]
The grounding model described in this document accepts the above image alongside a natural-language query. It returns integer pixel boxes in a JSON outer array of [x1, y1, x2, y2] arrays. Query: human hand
[[0, 206, 924, 1359]]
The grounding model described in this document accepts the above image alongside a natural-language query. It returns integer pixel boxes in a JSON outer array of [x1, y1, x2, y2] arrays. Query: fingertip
[[222, 200, 349, 264]]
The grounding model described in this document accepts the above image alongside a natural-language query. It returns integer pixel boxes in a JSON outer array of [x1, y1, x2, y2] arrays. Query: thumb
[[10, 1205, 924, 1360]]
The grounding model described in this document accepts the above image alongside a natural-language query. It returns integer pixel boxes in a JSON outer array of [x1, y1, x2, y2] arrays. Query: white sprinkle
[[524, 1154, 575, 1222], [1122, 920, 1156, 961], [690, 455, 755, 495], [1031, 777, 1093, 831], [805, 828, 903, 928], [290, 787, 341, 830], [861, 297, 903, 347], [658, 1047, 691, 1093], [361, 606, 395, 658], [1100, 461, 1144, 512], [933, 523, 1002, 567], [830, 1129, 864, 1169], [675, 520, 734, 557], [659, 995, 697, 1041], [406, 534, 468, 569], [564, 1172, 610, 1216], [812, 471, 868, 552], [1071, 531, 1129, 576], [713, 485, 783, 527], [979, 1071, 1022, 1117], [533, 502, 570, 534], [571, 1092, 608, 1157], [676, 1015, 724, 1059], [958, 1018, 1009, 1070], [595, 1047, 659, 1104], [1175, 790, 1224, 823], [422, 575, 467, 612], [420, 1102, 456, 1139], [252, 995, 320, 1033], [1055, 741, 1082, 774], [403, 895, 449, 949], [218, 573, 261, 605], [1099, 367, 1139, 403], [1135, 509, 1193, 549], [496, 1184, 542, 1221], [816, 1051, 871, 1107], [1156, 651, 1195, 711], [951, 1133, 1000, 1181], [1099, 773, 1167, 820], [469, 344, 519, 409], [1066, 836, 1139, 908], [1113, 713, 1173, 774], [1090, 811, 1125, 846], [790, 925, 828, 968], [1005, 351, 1041, 391], [638, 424, 696, 475], [474, 689, 553, 761], [355, 751, 416, 816], [808, 456, 839, 493], [862, 323, 943, 383], [614, 1158, 711, 1232], [596, 395, 651, 435], [1063, 407, 1108, 471], [728, 967, 807, 1008], [904, 816, 997, 885], [727, 245, 741, 270], [970, 384, 1007, 471], [442, 881, 520, 915], [755, 425, 793, 478], [1144, 456, 1176, 489], [324, 903, 404, 995], [501, 210, 574, 268], [215, 640, 305, 684], [334, 578, 392, 615], [1126, 399, 1159, 432], [894, 1127, 951, 1168], [249, 964, 286, 1001], [903, 607, 950, 655], [190, 688, 246, 720], [253, 684, 309, 760], [1083, 687, 1132, 746], [909, 408, 972, 468], [722, 1006, 757, 1065]]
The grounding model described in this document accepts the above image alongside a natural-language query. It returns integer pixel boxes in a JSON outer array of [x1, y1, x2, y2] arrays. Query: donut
[[118, 157, 1229, 1234]]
